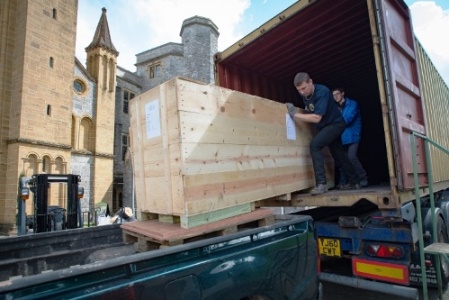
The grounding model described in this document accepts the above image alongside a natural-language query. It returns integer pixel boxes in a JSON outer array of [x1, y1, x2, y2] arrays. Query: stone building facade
[[0, 1, 116, 235], [113, 67, 141, 211], [0, 0, 218, 235]]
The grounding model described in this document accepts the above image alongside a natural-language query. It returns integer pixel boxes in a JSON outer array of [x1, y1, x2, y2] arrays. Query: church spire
[[85, 8, 119, 56]]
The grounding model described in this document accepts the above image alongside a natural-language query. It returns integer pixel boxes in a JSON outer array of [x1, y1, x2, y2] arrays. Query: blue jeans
[[310, 122, 359, 185]]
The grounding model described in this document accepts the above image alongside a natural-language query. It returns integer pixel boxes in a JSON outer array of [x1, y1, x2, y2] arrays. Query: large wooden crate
[[129, 77, 333, 228]]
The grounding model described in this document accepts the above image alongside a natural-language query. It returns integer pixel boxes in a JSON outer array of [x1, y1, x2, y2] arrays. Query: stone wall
[[71, 154, 93, 211]]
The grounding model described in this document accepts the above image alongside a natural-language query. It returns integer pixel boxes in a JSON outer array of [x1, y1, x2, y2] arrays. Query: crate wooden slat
[[121, 208, 276, 252], [129, 77, 334, 228], [140, 202, 255, 229]]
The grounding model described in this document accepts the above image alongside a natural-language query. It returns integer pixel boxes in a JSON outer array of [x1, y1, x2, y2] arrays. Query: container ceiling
[[215, 0, 377, 95]]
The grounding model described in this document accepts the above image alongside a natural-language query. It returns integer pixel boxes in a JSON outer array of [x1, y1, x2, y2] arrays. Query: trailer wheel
[[437, 216, 449, 286]]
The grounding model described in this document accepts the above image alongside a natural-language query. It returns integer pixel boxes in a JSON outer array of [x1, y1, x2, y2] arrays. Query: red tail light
[[318, 255, 321, 273], [366, 244, 404, 259]]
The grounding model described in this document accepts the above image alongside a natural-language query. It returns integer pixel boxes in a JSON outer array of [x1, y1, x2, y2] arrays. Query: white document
[[145, 100, 161, 139], [286, 114, 296, 140]]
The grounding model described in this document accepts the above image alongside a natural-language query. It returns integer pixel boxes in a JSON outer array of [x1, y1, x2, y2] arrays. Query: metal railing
[[25, 207, 135, 233], [26, 208, 100, 233], [410, 131, 449, 300]]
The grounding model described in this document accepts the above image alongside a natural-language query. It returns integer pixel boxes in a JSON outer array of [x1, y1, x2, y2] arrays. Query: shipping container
[[214, 0, 449, 294], [215, 0, 449, 209]]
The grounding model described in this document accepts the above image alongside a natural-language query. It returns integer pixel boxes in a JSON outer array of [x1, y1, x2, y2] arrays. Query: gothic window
[[80, 117, 93, 151], [102, 55, 108, 89], [122, 134, 128, 161], [123, 90, 135, 114], [148, 63, 161, 79], [109, 58, 115, 92], [71, 116, 76, 149]]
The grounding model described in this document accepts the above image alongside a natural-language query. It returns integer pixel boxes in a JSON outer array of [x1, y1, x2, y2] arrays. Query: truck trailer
[[214, 0, 449, 297], [2, 0, 449, 299]]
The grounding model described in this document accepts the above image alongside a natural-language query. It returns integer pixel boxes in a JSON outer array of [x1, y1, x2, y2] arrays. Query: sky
[[76, 0, 449, 86]]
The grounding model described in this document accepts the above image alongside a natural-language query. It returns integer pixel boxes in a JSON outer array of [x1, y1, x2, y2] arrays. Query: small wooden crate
[[129, 77, 333, 228]]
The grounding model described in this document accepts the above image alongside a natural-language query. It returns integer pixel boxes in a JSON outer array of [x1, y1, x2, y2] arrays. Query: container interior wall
[[215, 0, 390, 185], [416, 39, 449, 183]]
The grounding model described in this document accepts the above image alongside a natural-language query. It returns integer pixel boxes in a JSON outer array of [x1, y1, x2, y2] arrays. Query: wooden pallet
[[120, 208, 275, 252]]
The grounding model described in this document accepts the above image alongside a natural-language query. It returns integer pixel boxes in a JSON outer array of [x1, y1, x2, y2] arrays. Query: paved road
[[322, 280, 449, 300]]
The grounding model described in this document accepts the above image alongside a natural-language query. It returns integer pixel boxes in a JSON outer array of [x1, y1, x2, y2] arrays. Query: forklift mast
[[26, 174, 82, 233]]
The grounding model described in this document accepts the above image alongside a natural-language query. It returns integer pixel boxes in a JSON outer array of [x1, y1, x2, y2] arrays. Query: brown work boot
[[310, 184, 328, 195]]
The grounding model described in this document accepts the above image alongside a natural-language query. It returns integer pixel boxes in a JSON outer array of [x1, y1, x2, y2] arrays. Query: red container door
[[374, 0, 427, 190]]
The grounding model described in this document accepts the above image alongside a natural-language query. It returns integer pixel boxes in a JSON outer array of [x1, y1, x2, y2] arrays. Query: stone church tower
[[0, 0, 78, 234], [0, 1, 117, 235]]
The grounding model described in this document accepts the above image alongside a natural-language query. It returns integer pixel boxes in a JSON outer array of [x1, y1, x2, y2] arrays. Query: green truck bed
[[0, 214, 320, 300]]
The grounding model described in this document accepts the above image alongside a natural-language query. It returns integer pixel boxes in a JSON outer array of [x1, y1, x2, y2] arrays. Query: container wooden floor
[[258, 184, 397, 209]]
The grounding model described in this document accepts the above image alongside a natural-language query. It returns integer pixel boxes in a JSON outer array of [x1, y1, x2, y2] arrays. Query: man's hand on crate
[[286, 103, 298, 118]]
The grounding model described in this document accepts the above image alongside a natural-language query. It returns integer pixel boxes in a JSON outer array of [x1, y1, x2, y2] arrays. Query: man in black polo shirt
[[286, 72, 360, 195]]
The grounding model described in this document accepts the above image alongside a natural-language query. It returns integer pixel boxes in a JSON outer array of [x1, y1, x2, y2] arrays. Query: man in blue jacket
[[286, 73, 360, 195], [332, 88, 368, 188]]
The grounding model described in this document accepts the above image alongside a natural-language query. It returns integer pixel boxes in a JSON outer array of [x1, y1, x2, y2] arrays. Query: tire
[[437, 216, 449, 286]]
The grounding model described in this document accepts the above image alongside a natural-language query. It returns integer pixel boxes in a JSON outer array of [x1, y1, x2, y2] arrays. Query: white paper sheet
[[145, 100, 161, 139], [286, 114, 296, 140]]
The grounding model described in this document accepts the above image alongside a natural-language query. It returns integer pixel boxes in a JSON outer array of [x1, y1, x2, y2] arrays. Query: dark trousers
[[310, 122, 359, 185], [335, 142, 367, 185]]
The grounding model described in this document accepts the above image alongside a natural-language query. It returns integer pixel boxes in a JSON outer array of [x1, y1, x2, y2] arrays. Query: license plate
[[318, 238, 341, 257]]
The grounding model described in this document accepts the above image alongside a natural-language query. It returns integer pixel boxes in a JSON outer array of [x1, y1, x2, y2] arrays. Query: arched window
[[102, 55, 108, 89], [42, 156, 51, 173], [71, 116, 76, 149], [80, 117, 93, 151], [109, 58, 115, 92], [54, 157, 65, 207], [55, 157, 64, 174], [25, 154, 38, 176]]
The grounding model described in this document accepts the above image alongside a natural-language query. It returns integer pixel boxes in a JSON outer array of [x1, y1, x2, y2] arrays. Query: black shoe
[[360, 179, 368, 187], [340, 183, 361, 190]]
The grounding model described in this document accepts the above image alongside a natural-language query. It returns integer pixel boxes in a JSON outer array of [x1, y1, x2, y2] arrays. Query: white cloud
[[409, 2, 449, 85], [76, 0, 449, 87], [133, 0, 250, 49], [76, 0, 250, 71]]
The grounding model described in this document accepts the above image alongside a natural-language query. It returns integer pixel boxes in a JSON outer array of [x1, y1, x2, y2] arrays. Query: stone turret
[[85, 8, 118, 207], [180, 16, 219, 83]]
